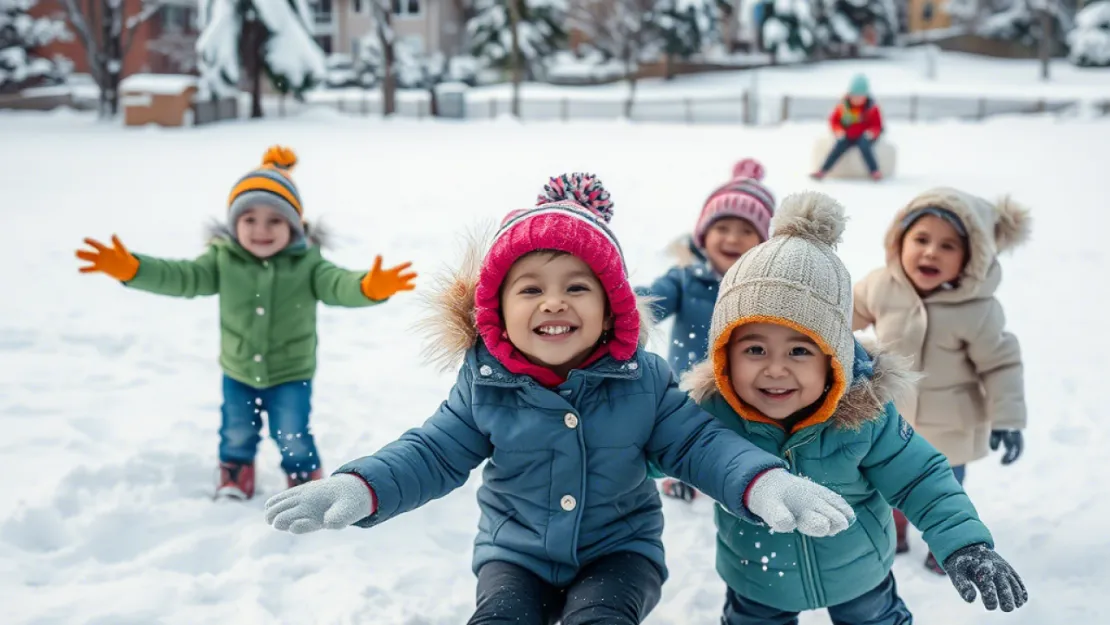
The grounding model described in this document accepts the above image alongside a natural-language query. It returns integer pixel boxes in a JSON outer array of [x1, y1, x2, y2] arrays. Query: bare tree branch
[[57, 0, 101, 81], [123, 0, 165, 58]]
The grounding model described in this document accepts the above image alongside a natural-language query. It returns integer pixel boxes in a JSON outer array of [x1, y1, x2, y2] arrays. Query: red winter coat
[[829, 98, 883, 141]]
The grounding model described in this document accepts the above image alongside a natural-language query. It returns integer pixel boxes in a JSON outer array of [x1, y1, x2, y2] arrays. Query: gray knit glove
[[945, 543, 1028, 612], [746, 468, 856, 537], [264, 474, 374, 534]]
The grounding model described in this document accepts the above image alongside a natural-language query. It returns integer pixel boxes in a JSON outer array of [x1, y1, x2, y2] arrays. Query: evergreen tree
[[761, 0, 819, 62], [0, 0, 70, 93]]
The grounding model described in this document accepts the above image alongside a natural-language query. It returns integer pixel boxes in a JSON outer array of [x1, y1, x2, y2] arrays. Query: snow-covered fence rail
[[284, 88, 1110, 124]]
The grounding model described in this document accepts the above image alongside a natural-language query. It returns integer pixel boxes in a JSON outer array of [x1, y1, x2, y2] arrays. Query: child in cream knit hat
[[682, 192, 1027, 623]]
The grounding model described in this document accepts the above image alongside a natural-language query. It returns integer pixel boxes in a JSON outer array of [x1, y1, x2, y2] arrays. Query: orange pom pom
[[262, 145, 297, 170]]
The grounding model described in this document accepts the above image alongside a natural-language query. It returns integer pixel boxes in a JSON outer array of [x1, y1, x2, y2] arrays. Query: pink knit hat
[[694, 158, 776, 248], [474, 173, 639, 386]]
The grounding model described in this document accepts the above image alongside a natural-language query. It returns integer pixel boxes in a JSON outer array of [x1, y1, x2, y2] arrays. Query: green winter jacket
[[685, 341, 993, 612], [125, 234, 381, 388]]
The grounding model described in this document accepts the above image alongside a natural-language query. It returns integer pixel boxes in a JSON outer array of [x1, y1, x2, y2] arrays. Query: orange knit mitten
[[360, 256, 416, 301], [76, 235, 140, 282]]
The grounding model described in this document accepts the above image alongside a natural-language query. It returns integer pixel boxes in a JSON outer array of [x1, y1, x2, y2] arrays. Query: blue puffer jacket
[[334, 274, 786, 587], [684, 341, 994, 611], [636, 236, 720, 376]]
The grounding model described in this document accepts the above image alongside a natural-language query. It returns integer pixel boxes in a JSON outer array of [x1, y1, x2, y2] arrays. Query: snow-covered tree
[[977, 0, 1073, 49], [196, 0, 327, 118], [761, 0, 818, 62], [357, 34, 479, 114], [58, 0, 163, 117], [467, 0, 567, 79], [652, 0, 727, 77], [0, 0, 71, 93], [818, 0, 899, 56], [1068, 1, 1110, 66]]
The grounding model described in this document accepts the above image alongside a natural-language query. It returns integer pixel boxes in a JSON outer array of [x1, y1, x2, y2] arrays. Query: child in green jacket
[[681, 191, 1027, 623], [76, 146, 416, 500]]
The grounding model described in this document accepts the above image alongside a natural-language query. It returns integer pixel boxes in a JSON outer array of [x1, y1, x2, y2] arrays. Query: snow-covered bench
[[811, 134, 898, 180]]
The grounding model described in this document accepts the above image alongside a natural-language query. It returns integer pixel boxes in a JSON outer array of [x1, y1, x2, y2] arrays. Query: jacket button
[[479, 365, 493, 377], [255, 307, 265, 316], [564, 413, 578, 429], [560, 495, 577, 511], [262, 260, 269, 268], [253, 354, 263, 362]]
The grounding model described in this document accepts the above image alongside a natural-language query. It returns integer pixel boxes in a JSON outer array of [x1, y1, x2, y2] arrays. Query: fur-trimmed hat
[[473, 173, 640, 387], [707, 192, 854, 430], [694, 158, 776, 248], [227, 146, 306, 245]]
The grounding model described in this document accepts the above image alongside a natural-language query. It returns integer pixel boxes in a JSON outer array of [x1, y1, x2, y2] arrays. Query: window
[[312, 0, 332, 23], [391, 0, 421, 16], [159, 5, 190, 33], [314, 35, 333, 54], [353, 0, 362, 12]]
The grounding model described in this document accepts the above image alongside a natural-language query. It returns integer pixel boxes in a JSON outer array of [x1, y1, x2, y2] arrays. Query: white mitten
[[264, 474, 374, 534], [746, 469, 855, 537]]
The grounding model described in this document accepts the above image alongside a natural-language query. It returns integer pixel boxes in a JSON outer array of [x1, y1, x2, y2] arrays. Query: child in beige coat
[[852, 187, 1031, 574]]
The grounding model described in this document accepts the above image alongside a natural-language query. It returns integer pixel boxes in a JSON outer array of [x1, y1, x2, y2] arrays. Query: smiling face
[[500, 252, 612, 379], [727, 322, 831, 421], [703, 217, 763, 276], [235, 204, 292, 259], [900, 214, 967, 296]]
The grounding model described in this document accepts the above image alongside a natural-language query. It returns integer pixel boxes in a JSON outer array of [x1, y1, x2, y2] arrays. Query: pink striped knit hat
[[694, 158, 776, 248], [474, 173, 639, 386]]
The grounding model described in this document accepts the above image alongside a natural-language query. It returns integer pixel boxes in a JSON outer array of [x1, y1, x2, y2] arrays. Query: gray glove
[[264, 473, 374, 534], [944, 543, 1028, 612], [746, 468, 856, 537]]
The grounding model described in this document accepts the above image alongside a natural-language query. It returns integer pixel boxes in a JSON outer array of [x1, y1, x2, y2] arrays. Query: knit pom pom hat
[[227, 146, 306, 245], [694, 158, 776, 248], [708, 192, 855, 431], [474, 173, 639, 386]]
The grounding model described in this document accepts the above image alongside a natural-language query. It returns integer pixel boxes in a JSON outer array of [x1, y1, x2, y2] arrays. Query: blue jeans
[[219, 375, 320, 475], [722, 573, 912, 625], [820, 136, 880, 174]]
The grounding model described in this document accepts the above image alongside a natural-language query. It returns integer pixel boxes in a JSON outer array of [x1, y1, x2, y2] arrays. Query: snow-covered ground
[[1, 109, 1106, 624]]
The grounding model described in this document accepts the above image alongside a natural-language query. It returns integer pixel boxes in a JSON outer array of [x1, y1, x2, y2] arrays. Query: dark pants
[[469, 552, 663, 625], [721, 573, 912, 625], [819, 136, 880, 174], [219, 375, 320, 475]]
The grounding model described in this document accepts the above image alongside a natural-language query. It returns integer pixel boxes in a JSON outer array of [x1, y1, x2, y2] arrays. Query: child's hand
[[264, 474, 375, 534], [944, 543, 1027, 612], [989, 430, 1023, 465], [360, 255, 417, 301], [745, 468, 856, 537], [76, 235, 140, 282]]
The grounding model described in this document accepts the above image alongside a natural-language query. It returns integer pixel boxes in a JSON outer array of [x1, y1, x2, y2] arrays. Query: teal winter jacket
[[685, 341, 994, 611]]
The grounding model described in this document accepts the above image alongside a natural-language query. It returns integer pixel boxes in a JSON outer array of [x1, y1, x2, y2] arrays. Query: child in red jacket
[[812, 73, 885, 181]]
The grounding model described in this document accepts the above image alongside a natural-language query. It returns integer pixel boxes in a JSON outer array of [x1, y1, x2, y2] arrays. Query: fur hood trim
[[665, 233, 705, 268], [680, 340, 919, 430], [416, 227, 658, 373]]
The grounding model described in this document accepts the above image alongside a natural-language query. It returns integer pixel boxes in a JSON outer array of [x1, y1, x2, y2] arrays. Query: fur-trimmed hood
[[884, 187, 1031, 301], [416, 230, 658, 373], [680, 341, 919, 430], [665, 233, 706, 268]]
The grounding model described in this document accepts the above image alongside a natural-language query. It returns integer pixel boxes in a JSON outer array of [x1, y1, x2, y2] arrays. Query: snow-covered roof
[[120, 74, 199, 95]]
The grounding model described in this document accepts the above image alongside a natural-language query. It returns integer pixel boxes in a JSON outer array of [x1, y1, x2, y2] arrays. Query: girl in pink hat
[[637, 158, 776, 502], [265, 173, 853, 624]]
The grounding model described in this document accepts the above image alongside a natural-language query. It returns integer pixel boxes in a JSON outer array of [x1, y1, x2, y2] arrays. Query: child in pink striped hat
[[265, 173, 854, 625], [636, 159, 776, 502]]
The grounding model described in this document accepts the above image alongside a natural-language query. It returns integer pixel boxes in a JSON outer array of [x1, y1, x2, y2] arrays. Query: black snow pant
[[468, 551, 663, 625]]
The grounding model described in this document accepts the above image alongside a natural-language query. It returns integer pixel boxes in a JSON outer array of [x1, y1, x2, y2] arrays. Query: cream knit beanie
[[708, 192, 854, 425]]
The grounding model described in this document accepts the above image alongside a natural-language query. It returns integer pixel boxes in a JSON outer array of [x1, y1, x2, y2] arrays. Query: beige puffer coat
[[852, 188, 1031, 467]]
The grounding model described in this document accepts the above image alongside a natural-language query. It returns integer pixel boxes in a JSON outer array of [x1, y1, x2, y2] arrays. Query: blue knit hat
[[227, 146, 306, 245], [847, 74, 870, 97], [901, 206, 968, 240]]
